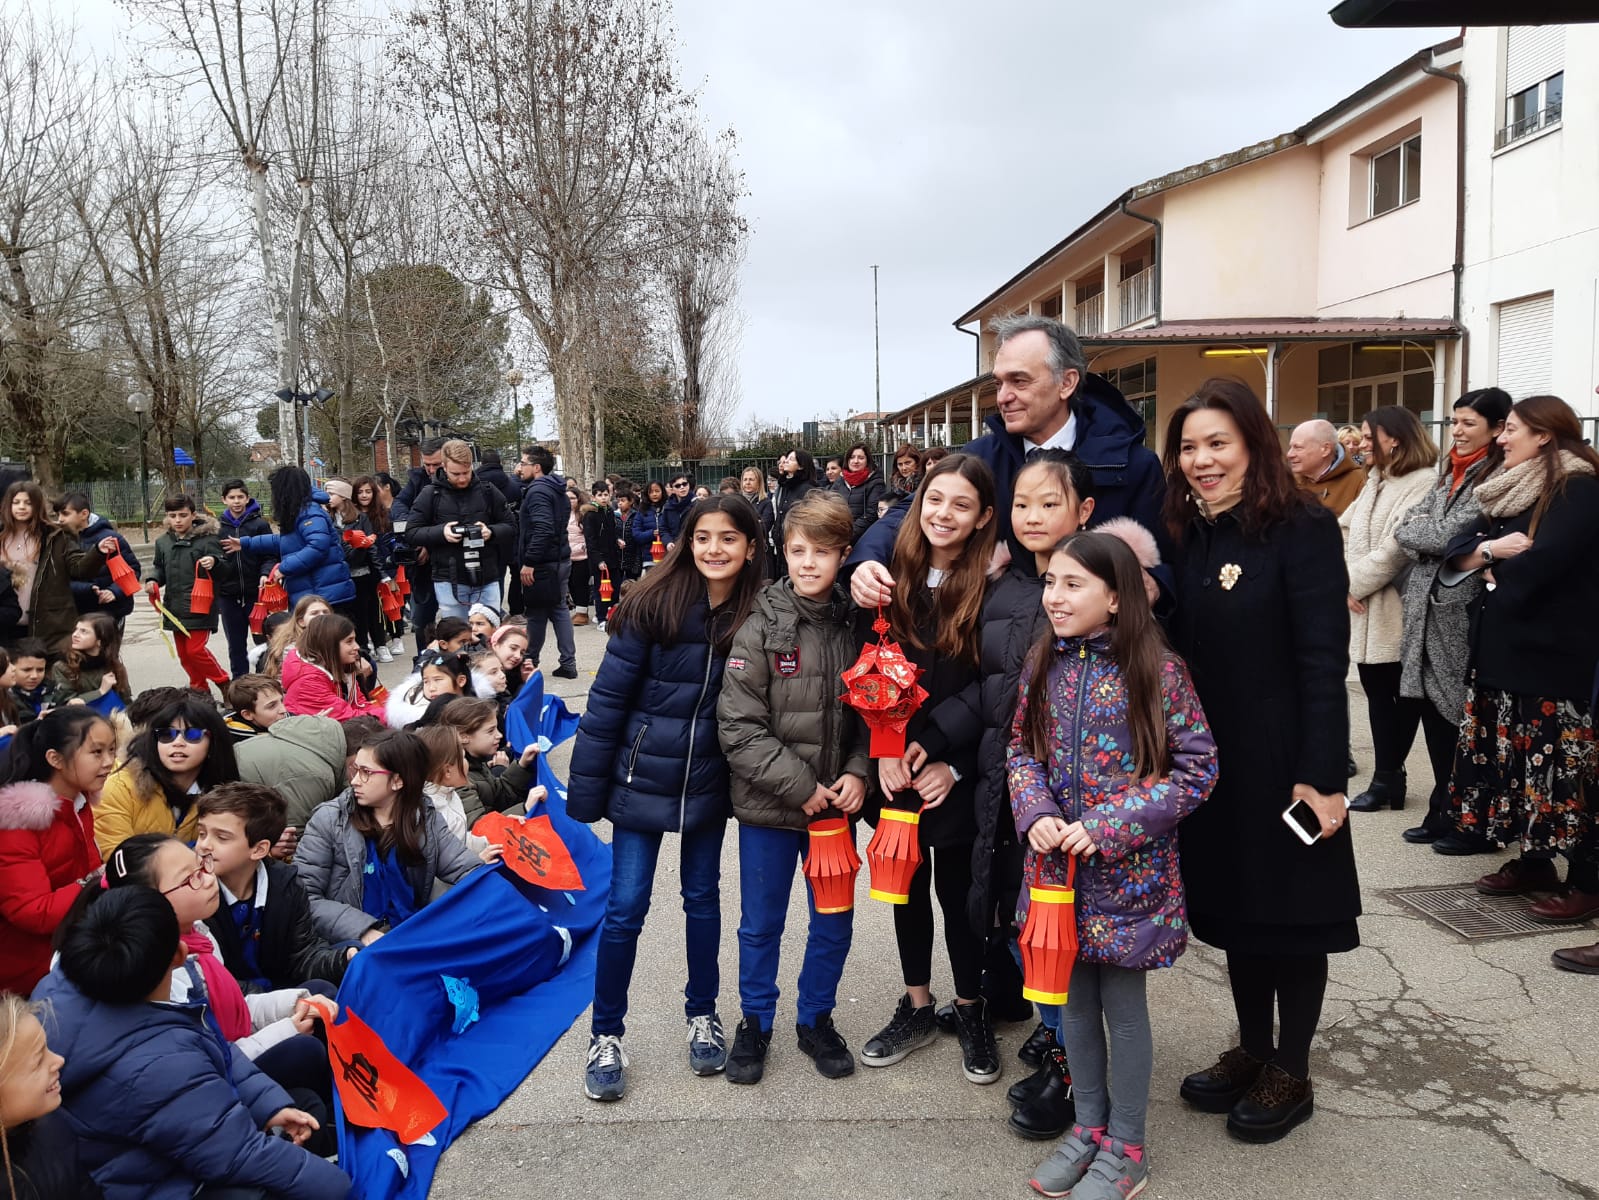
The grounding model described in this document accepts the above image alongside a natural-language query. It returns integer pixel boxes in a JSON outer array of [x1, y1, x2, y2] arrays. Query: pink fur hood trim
[[0, 781, 67, 833], [1095, 517, 1162, 569]]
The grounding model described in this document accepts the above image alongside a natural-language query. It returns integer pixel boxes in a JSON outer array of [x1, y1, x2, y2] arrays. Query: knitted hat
[[468, 602, 502, 628], [323, 478, 354, 501]]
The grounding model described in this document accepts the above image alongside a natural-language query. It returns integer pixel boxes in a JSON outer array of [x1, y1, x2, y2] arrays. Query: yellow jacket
[[94, 763, 198, 858]]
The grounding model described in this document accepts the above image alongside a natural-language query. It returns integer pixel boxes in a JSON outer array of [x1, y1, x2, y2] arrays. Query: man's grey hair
[[989, 314, 1088, 385], [420, 436, 447, 455], [1294, 419, 1338, 447]]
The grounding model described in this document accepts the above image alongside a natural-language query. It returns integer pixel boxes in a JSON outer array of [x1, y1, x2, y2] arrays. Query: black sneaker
[[1017, 1020, 1055, 1067], [952, 996, 1000, 1084], [859, 994, 938, 1067], [553, 665, 580, 680], [796, 1014, 855, 1079], [725, 1016, 771, 1085]]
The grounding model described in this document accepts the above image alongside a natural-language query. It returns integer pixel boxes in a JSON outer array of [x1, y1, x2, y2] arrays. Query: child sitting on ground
[[416, 725, 485, 854], [50, 614, 131, 706], [194, 782, 355, 993], [224, 674, 287, 741], [33, 885, 351, 1199], [437, 697, 538, 826]]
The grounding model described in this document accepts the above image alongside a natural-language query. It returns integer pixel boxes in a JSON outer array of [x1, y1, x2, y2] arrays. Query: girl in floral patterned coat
[[1008, 531, 1217, 1200]]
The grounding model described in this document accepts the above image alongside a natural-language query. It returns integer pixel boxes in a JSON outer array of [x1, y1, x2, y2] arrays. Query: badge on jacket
[[774, 649, 800, 677]]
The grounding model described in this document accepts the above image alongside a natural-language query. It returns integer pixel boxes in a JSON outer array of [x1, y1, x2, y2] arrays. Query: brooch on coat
[[1218, 563, 1242, 591]]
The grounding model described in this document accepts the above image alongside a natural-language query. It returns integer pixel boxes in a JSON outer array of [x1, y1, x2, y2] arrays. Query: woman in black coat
[[768, 449, 816, 578], [831, 442, 888, 543], [1163, 379, 1355, 1144], [1435, 396, 1599, 971]]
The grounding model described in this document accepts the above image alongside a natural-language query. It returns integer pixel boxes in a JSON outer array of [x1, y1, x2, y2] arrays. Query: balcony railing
[[1118, 265, 1155, 328], [1496, 102, 1562, 150], [1074, 293, 1104, 337]]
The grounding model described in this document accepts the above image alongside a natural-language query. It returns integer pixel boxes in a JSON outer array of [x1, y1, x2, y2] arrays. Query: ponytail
[[52, 832, 176, 955], [0, 707, 111, 787]]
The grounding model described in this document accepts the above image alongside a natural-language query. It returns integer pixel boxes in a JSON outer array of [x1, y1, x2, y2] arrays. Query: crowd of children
[[0, 452, 1228, 1200]]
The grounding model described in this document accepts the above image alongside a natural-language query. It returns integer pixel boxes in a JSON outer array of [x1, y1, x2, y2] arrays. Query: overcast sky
[[37, 0, 1432, 437]]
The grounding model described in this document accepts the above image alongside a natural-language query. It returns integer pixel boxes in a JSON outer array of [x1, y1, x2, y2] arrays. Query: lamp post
[[504, 368, 524, 453], [126, 391, 151, 542], [275, 386, 336, 472]]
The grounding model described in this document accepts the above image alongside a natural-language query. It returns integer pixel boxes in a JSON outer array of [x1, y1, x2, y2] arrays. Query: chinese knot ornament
[[839, 609, 927, 758]]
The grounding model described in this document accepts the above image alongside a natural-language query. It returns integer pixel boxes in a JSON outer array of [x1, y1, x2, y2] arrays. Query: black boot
[[952, 997, 1000, 1085], [1180, 1045, 1265, 1113], [1007, 1046, 1074, 1141], [1016, 1020, 1055, 1067], [1007, 1029, 1059, 1106], [1348, 768, 1405, 812], [1226, 1063, 1314, 1143]]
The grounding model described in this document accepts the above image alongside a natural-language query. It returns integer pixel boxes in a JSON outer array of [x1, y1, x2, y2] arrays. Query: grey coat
[[1393, 459, 1491, 715], [294, 795, 481, 942]]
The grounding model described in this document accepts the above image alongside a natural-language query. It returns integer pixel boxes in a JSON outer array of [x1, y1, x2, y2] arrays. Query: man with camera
[[406, 439, 516, 621]]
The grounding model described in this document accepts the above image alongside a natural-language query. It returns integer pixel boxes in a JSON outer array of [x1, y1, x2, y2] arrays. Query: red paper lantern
[[258, 573, 288, 614], [395, 563, 411, 597], [803, 816, 860, 914], [107, 551, 140, 596], [189, 563, 214, 615], [865, 805, 923, 904], [1019, 856, 1079, 1006], [650, 533, 665, 563], [598, 563, 613, 602], [248, 599, 268, 635], [839, 609, 928, 758], [342, 527, 376, 550], [378, 579, 404, 622]]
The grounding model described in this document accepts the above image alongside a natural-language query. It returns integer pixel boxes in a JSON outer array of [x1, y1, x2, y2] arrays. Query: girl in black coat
[[581, 482, 624, 627], [768, 449, 816, 579], [831, 442, 888, 544], [855, 454, 998, 1086], [1163, 379, 1355, 1144]]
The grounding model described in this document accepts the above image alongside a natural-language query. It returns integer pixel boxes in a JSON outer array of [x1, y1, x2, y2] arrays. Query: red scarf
[[181, 928, 252, 1041], [841, 467, 871, 488], [1448, 443, 1489, 495]]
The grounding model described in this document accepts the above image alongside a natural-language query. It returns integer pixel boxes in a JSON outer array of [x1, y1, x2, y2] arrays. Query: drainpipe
[[1422, 47, 1467, 389], [959, 324, 980, 377], [1119, 194, 1162, 326]]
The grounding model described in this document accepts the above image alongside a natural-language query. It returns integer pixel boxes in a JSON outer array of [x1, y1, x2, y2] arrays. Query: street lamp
[[504, 368, 524, 453], [275, 386, 337, 471], [126, 391, 151, 543]]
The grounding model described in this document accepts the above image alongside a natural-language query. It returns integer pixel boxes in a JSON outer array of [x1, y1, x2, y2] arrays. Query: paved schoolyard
[[118, 602, 1599, 1199]]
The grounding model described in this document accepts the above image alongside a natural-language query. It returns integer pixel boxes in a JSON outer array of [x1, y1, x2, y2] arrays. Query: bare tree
[[399, 0, 694, 484], [0, 13, 98, 487], [662, 127, 745, 459], [125, 0, 333, 466]]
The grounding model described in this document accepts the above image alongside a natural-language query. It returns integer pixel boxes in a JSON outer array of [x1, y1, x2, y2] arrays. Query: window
[[1104, 357, 1157, 446], [1495, 293, 1554, 398], [1498, 72, 1563, 148], [1316, 343, 1433, 424], [1040, 293, 1063, 320], [1370, 135, 1421, 217]]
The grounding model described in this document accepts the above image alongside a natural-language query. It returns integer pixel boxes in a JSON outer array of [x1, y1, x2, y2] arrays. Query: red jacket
[[280, 647, 377, 722], [0, 781, 100, 994]]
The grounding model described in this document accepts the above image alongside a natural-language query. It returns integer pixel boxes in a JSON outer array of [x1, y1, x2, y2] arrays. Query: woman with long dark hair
[[1162, 378, 1355, 1143], [1437, 396, 1599, 970], [221, 466, 354, 612], [832, 442, 887, 542], [1340, 407, 1438, 812], [0, 481, 117, 653], [1392, 388, 1512, 847], [768, 449, 816, 578]]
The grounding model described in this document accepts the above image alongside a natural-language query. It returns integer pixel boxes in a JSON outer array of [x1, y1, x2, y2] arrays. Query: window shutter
[[1495, 293, 1555, 398], [1506, 25, 1564, 95]]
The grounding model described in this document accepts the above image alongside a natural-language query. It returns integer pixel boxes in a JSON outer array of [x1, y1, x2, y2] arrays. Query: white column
[[922, 405, 930, 445], [1104, 253, 1123, 330], [971, 386, 980, 435], [1433, 338, 1447, 421], [944, 394, 953, 444]]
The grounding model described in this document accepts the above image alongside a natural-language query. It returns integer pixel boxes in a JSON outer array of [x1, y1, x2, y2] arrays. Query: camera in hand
[[453, 522, 486, 584]]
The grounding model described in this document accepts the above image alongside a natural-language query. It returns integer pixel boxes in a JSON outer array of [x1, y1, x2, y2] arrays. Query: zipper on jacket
[[1067, 643, 1090, 823], [625, 724, 649, 784], [681, 642, 716, 831]]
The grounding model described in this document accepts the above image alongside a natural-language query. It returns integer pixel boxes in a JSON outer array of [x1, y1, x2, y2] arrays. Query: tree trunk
[[245, 157, 299, 465]]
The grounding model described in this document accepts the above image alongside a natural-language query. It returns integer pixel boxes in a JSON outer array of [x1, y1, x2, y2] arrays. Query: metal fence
[[60, 478, 241, 528]]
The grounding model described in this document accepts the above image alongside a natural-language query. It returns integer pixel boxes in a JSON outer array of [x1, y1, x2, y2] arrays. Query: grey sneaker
[[1065, 1138, 1149, 1200], [584, 1034, 627, 1102], [687, 1012, 728, 1075], [859, 993, 938, 1067], [1028, 1126, 1102, 1198]]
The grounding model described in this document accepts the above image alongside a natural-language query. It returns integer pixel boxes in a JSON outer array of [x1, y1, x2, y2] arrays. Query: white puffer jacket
[[1340, 465, 1436, 664]]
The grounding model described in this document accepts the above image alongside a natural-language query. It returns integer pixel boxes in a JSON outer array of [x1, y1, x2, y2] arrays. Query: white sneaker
[[375, 645, 394, 663]]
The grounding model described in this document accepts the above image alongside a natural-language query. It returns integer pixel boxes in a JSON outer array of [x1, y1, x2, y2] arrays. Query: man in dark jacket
[[407, 439, 515, 621], [391, 438, 446, 653], [475, 448, 523, 506], [57, 492, 140, 624], [850, 315, 1167, 605], [513, 445, 577, 678], [214, 479, 276, 677]]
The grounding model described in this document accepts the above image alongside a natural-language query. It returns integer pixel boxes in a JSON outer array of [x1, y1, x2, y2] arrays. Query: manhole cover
[[1386, 884, 1595, 941]]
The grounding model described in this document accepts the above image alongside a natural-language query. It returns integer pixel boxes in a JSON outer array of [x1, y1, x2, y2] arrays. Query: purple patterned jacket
[[1007, 634, 1218, 970]]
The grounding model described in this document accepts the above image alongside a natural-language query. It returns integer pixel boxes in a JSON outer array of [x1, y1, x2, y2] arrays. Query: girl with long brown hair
[[1009, 531, 1216, 1197], [52, 612, 131, 703], [0, 481, 116, 653], [857, 453, 1000, 1083]]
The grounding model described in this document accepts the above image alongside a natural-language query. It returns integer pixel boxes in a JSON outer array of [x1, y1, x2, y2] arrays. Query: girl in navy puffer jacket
[[568, 495, 766, 1103]]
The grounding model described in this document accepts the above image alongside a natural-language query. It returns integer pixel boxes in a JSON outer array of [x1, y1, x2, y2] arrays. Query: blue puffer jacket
[[658, 494, 694, 545], [568, 598, 735, 833], [238, 494, 355, 607], [31, 970, 351, 1200]]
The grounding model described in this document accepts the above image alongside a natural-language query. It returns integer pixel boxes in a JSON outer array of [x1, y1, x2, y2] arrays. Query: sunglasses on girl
[[156, 727, 208, 744]]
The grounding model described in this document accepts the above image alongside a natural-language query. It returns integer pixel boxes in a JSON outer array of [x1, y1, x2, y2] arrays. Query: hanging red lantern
[[107, 551, 140, 596], [248, 598, 269, 635], [395, 563, 411, 597], [378, 579, 404, 622], [865, 804, 923, 904], [803, 816, 860, 914], [650, 532, 665, 563], [258, 570, 289, 614], [1019, 856, 1079, 1006], [598, 563, 613, 602], [189, 562, 214, 615], [839, 608, 928, 758]]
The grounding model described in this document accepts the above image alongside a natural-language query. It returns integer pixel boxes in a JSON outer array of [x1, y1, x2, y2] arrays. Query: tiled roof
[[1080, 317, 1459, 343]]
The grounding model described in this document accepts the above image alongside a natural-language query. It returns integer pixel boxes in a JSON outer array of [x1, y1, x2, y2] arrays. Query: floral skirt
[[1451, 682, 1597, 852]]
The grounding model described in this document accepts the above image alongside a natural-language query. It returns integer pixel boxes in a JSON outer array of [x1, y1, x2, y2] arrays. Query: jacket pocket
[[625, 723, 649, 784]]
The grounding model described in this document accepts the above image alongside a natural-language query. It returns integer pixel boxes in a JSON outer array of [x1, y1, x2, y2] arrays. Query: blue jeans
[[591, 823, 726, 1037], [1009, 932, 1062, 1039], [435, 579, 502, 621], [737, 824, 854, 1031]]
